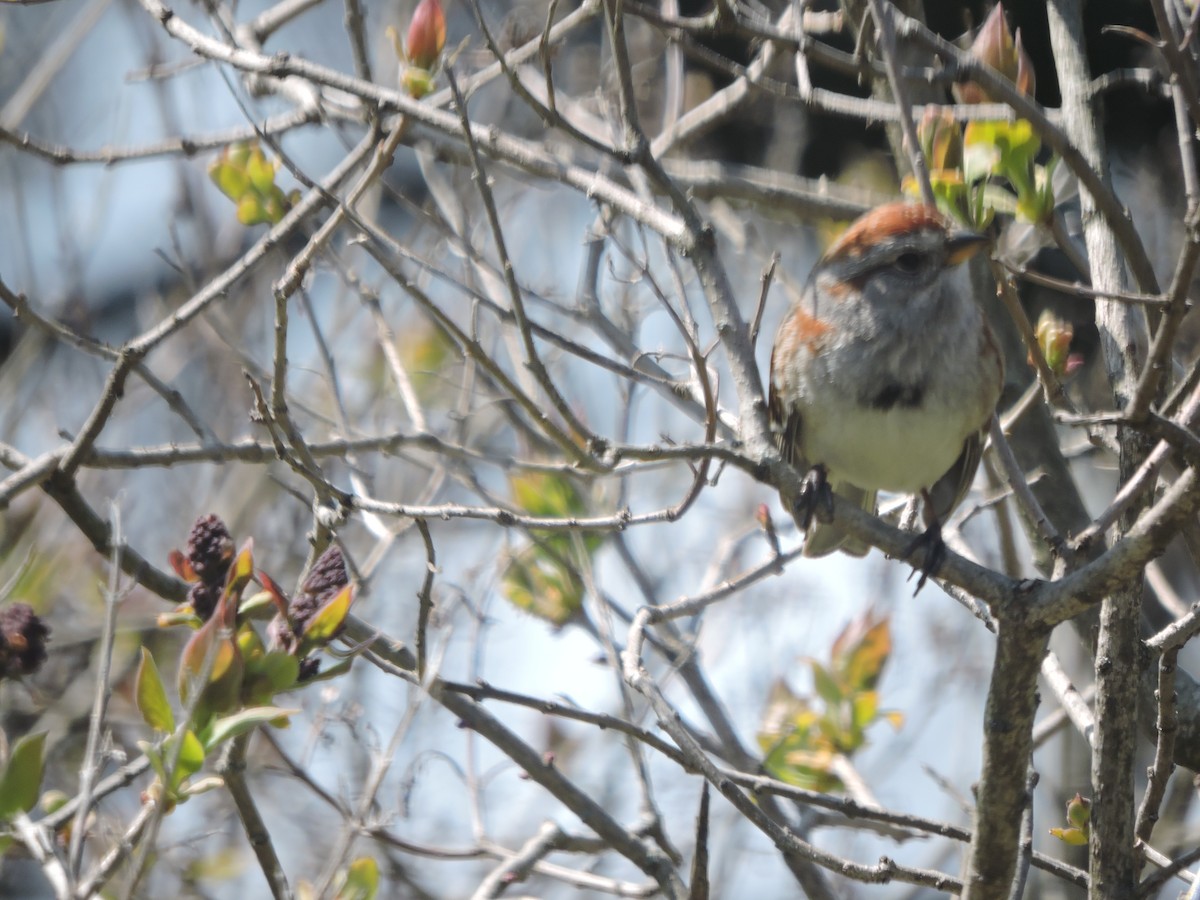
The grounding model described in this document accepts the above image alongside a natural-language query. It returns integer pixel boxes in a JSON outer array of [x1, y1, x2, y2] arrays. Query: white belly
[[802, 402, 968, 493]]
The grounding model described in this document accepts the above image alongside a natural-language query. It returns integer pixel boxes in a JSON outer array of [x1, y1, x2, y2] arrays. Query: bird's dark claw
[[794, 464, 834, 529], [902, 522, 946, 594]]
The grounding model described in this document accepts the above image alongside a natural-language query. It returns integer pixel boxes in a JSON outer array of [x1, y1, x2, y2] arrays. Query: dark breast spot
[[866, 381, 924, 410]]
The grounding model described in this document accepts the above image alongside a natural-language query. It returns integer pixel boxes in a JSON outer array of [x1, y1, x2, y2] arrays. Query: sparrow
[[769, 202, 1004, 581]]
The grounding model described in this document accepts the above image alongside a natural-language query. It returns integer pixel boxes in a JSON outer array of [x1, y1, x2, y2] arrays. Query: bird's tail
[[802, 483, 876, 558]]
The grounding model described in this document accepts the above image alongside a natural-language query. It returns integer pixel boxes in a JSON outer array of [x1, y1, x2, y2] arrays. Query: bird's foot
[[794, 464, 834, 529], [902, 522, 945, 594]]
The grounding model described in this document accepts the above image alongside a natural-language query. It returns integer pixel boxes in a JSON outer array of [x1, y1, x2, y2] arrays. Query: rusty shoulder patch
[[775, 306, 831, 355]]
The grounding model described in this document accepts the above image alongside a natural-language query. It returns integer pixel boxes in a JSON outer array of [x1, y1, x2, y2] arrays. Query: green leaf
[[962, 119, 1041, 208], [781, 746, 837, 773], [259, 652, 301, 692], [1049, 826, 1088, 846], [511, 472, 587, 519], [178, 607, 244, 730], [204, 707, 300, 750], [928, 172, 968, 220], [237, 623, 265, 663], [135, 647, 176, 733], [225, 538, 256, 599], [814, 709, 848, 751], [0, 835, 14, 856], [765, 743, 842, 792], [1016, 161, 1056, 224], [237, 194, 269, 226], [851, 690, 878, 732], [962, 123, 1002, 184], [156, 608, 203, 630], [335, 856, 380, 900], [238, 590, 279, 620], [1066, 793, 1091, 829], [500, 548, 583, 627], [208, 161, 249, 201], [0, 732, 47, 820], [245, 148, 277, 194], [169, 730, 206, 793], [178, 618, 238, 704], [227, 142, 253, 170], [301, 584, 354, 649], [178, 775, 224, 798], [810, 661, 842, 709], [244, 651, 301, 703], [995, 119, 1039, 176], [838, 616, 891, 692], [263, 189, 290, 224]]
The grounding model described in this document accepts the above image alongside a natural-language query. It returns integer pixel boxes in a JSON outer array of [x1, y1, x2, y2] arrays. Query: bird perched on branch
[[769, 202, 1004, 584]]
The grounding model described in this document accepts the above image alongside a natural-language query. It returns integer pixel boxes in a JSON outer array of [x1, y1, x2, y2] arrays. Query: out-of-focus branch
[[961, 622, 1048, 900], [1047, 2, 1150, 897], [340, 616, 689, 898], [218, 736, 294, 900]]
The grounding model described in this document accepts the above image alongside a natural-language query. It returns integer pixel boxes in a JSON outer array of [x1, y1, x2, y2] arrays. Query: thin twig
[[68, 504, 127, 879], [414, 518, 436, 680], [1134, 648, 1180, 848], [218, 736, 294, 900], [865, 0, 934, 205]]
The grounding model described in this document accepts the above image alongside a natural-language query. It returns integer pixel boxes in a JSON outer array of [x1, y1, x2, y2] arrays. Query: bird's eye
[[893, 251, 923, 274]]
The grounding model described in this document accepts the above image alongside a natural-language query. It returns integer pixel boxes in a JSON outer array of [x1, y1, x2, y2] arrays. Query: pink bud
[[954, 4, 1036, 104], [755, 503, 771, 528], [1014, 28, 1036, 98], [406, 0, 446, 72]]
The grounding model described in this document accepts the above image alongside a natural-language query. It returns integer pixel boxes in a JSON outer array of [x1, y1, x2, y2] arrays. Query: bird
[[768, 202, 1004, 583]]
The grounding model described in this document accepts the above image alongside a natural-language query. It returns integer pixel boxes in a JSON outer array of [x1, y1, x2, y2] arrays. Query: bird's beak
[[945, 230, 990, 266]]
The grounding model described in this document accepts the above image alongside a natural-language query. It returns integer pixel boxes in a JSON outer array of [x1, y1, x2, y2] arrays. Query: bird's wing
[[768, 381, 806, 471], [926, 428, 986, 524], [768, 375, 874, 558]]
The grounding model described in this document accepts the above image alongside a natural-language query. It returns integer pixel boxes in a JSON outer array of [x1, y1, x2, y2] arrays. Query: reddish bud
[[955, 3, 1036, 104], [918, 108, 963, 173], [755, 503, 771, 528], [406, 0, 446, 72], [1014, 29, 1035, 98]]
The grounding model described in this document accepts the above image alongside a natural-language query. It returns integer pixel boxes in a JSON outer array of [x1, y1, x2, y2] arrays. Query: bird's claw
[[902, 522, 946, 594], [795, 464, 834, 529]]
